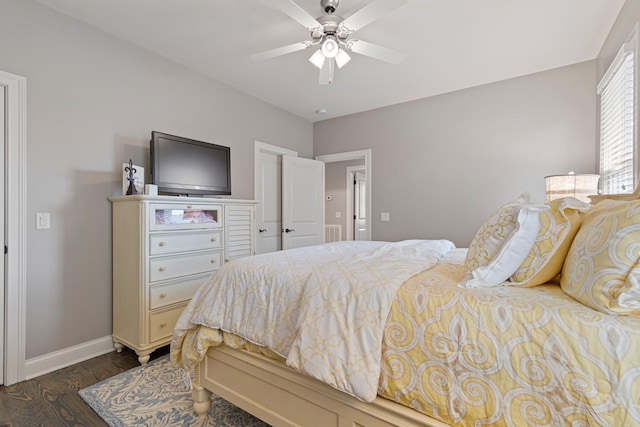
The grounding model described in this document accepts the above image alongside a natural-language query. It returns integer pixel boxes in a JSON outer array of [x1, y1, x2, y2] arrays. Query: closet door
[[282, 156, 324, 250], [255, 149, 284, 254], [254, 142, 325, 253]]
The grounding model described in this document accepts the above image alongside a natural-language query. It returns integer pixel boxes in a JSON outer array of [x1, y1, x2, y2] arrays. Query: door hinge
[[4, 245, 7, 254]]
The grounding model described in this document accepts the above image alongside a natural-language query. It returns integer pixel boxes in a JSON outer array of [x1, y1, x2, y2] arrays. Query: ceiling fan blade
[[347, 40, 405, 64], [339, 0, 408, 33], [251, 42, 311, 62], [319, 58, 335, 84], [268, 0, 322, 30]]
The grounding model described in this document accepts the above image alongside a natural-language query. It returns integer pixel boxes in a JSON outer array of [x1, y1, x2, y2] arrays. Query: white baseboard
[[25, 335, 115, 380]]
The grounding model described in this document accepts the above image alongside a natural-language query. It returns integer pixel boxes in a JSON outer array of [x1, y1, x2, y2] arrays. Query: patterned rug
[[79, 355, 269, 427]]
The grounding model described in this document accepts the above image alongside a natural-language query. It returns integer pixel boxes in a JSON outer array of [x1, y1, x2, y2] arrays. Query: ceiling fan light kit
[[321, 36, 339, 58], [253, 0, 408, 84]]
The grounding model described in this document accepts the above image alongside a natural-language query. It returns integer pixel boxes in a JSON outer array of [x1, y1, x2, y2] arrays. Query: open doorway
[[254, 145, 371, 250], [316, 150, 371, 242], [348, 166, 367, 241]]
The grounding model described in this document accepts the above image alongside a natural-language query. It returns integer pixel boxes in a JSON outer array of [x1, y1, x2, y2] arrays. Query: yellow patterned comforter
[[171, 239, 455, 402], [380, 261, 640, 426], [171, 244, 640, 426]]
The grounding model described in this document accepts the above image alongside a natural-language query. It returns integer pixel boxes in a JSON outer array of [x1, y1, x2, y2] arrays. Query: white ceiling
[[36, 0, 624, 122]]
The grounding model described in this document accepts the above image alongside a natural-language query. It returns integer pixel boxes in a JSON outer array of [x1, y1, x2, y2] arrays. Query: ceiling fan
[[251, 0, 408, 84]]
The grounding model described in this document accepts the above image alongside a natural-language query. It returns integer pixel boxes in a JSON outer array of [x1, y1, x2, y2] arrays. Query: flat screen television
[[150, 131, 231, 196]]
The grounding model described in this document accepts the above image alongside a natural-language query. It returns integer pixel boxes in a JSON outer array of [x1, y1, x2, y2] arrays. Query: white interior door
[[0, 85, 5, 384], [256, 150, 283, 254], [354, 171, 367, 241], [255, 142, 298, 255], [282, 156, 324, 249]]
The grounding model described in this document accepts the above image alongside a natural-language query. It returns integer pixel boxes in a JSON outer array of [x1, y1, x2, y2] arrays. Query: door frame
[[0, 70, 27, 385], [316, 149, 372, 241]]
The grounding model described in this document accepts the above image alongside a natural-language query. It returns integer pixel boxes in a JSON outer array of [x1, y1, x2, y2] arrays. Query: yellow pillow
[[463, 193, 547, 287], [510, 197, 590, 287], [560, 199, 640, 315]]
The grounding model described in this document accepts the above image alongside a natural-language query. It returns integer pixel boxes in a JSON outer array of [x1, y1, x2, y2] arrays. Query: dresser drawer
[[149, 231, 222, 255], [150, 275, 206, 309], [150, 203, 222, 231], [149, 251, 221, 283], [149, 305, 185, 342]]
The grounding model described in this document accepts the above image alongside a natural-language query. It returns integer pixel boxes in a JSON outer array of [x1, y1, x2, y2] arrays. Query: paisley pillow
[[510, 197, 590, 287], [462, 193, 547, 287], [560, 199, 640, 315]]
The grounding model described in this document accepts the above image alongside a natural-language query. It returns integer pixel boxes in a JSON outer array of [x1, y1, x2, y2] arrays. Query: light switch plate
[[381, 212, 390, 222], [36, 213, 50, 229]]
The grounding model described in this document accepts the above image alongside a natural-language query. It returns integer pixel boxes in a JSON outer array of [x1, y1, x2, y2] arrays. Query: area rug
[[79, 355, 269, 427]]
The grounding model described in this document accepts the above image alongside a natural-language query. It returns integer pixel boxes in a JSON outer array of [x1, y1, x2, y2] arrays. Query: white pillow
[[461, 193, 548, 288]]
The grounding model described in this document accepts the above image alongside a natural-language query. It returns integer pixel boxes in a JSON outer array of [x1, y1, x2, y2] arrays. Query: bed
[[170, 193, 640, 427]]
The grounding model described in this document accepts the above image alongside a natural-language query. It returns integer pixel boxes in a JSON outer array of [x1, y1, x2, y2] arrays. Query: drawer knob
[[158, 241, 166, 247], [158, 267, 166, 272], [159, 292, 167, 298], [211, 237, 216, 242], [187, 205, 192, 209], [210, 259, 216, 264], [159, 322, 166, 328]]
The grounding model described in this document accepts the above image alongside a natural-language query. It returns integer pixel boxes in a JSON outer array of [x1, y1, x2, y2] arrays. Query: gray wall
[[597, 0, 639, 78], [314, 61, 597, 247], [0, 0, 313, 359]]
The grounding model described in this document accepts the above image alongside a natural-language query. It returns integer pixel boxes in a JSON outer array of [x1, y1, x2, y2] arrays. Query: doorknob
[[284, 228, 296, 233], [258, 228, 267, 233]]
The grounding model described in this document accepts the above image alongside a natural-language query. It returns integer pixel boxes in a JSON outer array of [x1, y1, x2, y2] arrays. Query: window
[[598, 31, 636, 194]]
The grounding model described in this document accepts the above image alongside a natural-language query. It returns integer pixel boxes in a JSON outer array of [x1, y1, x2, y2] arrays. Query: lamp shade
[[544, 173, 600, 203]]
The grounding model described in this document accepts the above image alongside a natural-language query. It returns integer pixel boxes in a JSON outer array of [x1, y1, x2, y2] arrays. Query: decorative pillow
[[510, 197, 590, 287], [560, 199, 640, 315], [462, 193, 547, 288]]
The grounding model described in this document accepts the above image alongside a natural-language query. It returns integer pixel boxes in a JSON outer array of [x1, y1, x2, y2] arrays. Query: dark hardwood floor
[[0, 346, 168, 427]]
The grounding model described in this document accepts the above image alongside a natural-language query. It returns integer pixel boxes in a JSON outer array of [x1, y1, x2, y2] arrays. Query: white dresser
[[109, 195, 256, 364]]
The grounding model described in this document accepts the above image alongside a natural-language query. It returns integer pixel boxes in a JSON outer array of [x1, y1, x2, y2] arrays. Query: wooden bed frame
[[192, 345, 448, 427]]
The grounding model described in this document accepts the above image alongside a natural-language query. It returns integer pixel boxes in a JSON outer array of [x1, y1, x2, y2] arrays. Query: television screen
[[150, 131, 231, 196]]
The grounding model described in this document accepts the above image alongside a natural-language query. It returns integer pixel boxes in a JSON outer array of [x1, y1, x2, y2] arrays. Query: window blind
[[598, 42, 635, 194]]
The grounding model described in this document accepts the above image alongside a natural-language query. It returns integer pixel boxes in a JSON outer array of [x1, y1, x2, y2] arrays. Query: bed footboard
[[193, 345, 448, 427]]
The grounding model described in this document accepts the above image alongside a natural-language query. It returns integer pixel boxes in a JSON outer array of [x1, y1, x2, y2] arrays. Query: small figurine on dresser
[[125, 159, 138, 195], [123, 159, 144, 195]]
